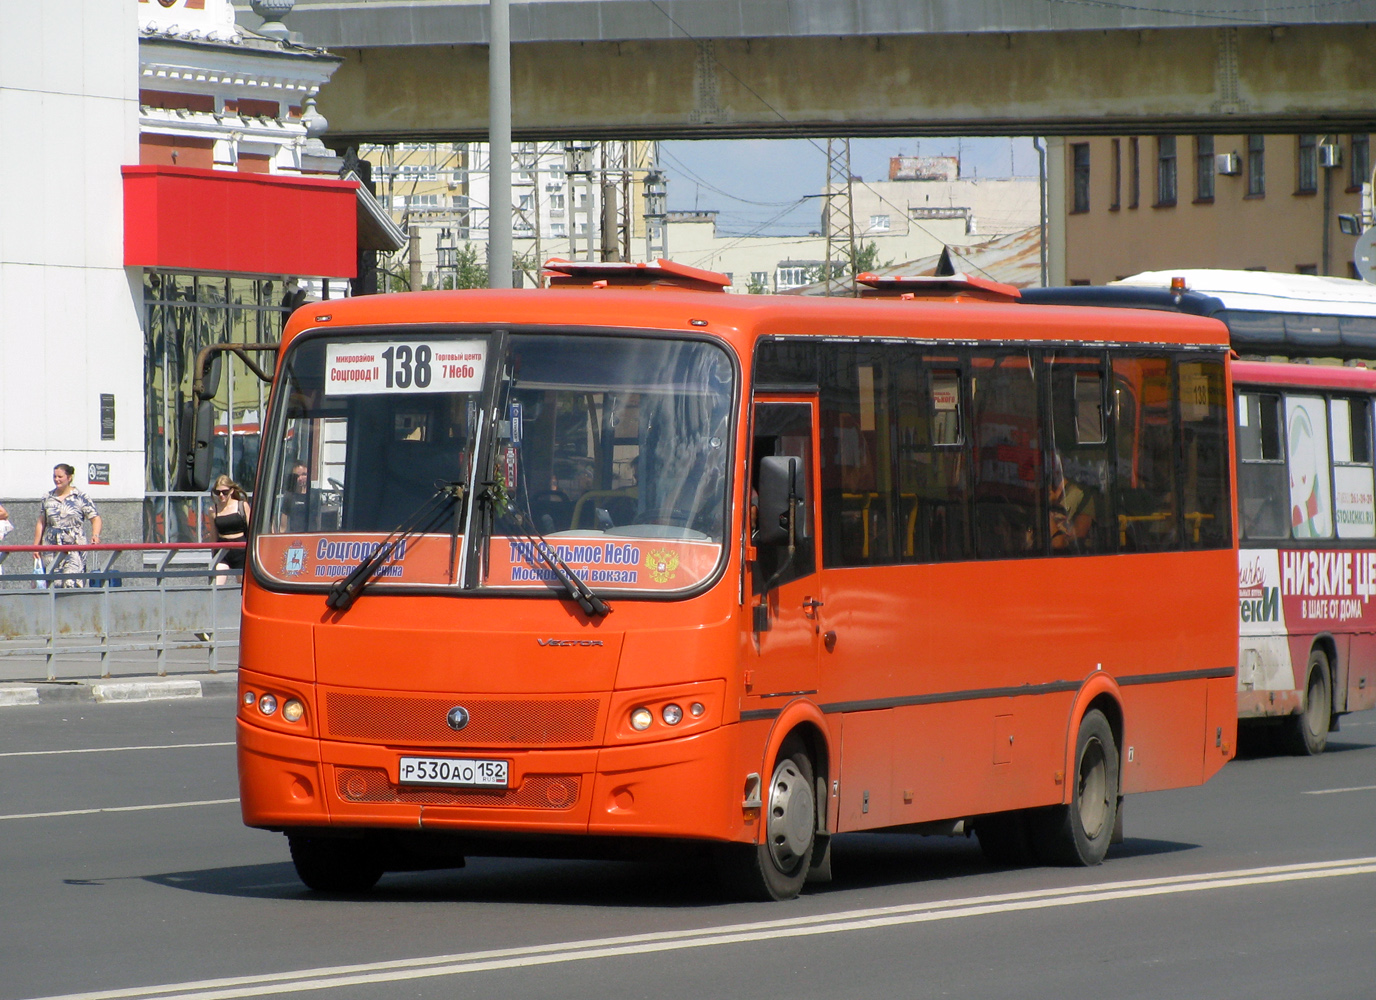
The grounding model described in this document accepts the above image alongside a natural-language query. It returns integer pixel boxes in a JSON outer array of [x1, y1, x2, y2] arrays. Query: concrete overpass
[[241, 1, 1376, 143]]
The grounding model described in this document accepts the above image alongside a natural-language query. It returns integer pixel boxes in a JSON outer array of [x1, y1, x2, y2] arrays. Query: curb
[[0, 672, 237, 707]]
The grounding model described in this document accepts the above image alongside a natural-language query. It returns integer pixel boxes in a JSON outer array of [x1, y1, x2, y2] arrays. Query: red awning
[[123, 165, 359, 278]]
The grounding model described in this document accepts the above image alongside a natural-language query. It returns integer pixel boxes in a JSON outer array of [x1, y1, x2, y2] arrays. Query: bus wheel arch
[[721, 709, 830, 900]]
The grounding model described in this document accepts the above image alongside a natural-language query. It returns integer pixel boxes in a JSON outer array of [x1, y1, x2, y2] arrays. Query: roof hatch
[[542, 258, 731, 292]]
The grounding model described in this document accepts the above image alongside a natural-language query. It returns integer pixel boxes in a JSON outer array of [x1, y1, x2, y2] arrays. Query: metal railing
[[0, 542, 245, 681]]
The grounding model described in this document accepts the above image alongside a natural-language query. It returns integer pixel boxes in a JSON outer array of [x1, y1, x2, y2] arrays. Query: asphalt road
[[1, 699, 1373, 1000]]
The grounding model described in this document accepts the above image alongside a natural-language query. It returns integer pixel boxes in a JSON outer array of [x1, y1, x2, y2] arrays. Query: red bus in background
[[1233, 360, 1376, 752], [233, 262, 1237, 900]]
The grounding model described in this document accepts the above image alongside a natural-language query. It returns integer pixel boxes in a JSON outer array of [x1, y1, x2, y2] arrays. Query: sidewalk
[[0, 646, 238, 708]]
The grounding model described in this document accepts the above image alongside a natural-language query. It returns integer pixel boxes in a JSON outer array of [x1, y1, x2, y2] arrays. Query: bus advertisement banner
[[1239, 547, 1376, 634], [253, 533, 722, 592], [489, 536, 721, 593], [255, 534, 454, 585]]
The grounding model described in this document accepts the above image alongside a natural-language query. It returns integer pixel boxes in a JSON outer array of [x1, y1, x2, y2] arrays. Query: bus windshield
[[254, 329, 735, 596]]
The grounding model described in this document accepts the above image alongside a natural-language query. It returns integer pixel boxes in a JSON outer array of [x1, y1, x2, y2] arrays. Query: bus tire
[[1285, 649, 1332, 756], [717, 742, 816, 901], [1031, 709, 1119, 867], [975, 811, 1035, 866], [288, 833, 384, 893]]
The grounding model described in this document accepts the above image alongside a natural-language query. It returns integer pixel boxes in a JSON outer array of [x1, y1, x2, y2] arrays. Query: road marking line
[[0, 742, 234, 758], [1303, 784, 1376, 795], [0, 798, 239, 821], [21, 857, 1376, 1000]]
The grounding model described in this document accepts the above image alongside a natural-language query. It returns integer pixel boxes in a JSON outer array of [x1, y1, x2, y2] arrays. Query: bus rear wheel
[[288, 833, 384, 893], [1031, 709, 1119, 866], [1286, 650, 1332, 756], [718, 743, 816, 901]]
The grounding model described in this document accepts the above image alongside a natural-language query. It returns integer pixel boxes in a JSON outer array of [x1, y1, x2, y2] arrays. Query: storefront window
[[143, 272, 296, 541]]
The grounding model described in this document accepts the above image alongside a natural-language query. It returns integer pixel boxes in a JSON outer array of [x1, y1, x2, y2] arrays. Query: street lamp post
[[488, 0, 512, 288]]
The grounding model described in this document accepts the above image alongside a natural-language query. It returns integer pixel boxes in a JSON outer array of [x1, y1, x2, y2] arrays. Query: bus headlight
[[662, 704, 683, 725], [630, 707, 653, 731], [282, 699, 305, 723], [258, 693, 278, 716]]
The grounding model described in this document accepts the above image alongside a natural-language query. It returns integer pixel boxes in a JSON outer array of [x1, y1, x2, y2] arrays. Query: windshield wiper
[[326, 481, 466, 612], [510, 510, 611, 618]]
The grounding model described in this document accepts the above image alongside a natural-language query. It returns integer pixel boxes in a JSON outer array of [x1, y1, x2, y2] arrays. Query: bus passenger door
[[748, 399, 822, 702]]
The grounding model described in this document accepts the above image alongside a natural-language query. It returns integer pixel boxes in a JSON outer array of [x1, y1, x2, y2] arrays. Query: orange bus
[[232, 261, 1237, 900], [1023, 278, 1376, 755]]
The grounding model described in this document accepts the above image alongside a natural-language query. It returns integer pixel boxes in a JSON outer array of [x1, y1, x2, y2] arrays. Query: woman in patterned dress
[[33, 464, 102, 587]]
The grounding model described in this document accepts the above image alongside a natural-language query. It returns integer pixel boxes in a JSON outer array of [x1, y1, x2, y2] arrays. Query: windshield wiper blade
[[326, 481, 465, 612], [513, 513, 611, 618]]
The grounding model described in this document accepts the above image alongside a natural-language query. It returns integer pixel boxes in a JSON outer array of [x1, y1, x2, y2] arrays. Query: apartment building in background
[[1057, 133, 1373, 285]]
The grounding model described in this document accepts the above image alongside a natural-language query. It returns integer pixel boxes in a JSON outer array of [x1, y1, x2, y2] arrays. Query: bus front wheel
[[718, 742, 816, 901], [1286, 649, 1332, 756], [1031, 709, 1119, 866], [288, 833, 384, 893]]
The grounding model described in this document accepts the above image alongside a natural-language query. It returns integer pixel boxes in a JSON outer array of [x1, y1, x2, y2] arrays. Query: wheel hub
[[766, 759, 814, 871]]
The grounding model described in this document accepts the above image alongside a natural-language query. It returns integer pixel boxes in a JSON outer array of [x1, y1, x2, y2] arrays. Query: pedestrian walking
[[0, 503, 12, 576], [33, 464, 101, 588]]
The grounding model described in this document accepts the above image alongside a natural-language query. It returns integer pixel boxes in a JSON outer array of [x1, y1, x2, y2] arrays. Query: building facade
[[1, 0, 397, 547], [1055, 133, 1373, 285]]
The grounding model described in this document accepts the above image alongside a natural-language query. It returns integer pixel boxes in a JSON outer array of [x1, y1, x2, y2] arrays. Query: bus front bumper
[[237, 718, 749, 844]]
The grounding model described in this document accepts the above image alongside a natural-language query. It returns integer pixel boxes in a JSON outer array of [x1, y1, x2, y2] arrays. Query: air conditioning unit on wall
[[1215, 152, 1241, 175], [1320, 143, 1341, 168]]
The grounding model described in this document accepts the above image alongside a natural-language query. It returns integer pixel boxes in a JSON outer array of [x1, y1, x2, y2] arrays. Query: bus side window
[[894, 354, 968, 563], [1330, 396, 1375, 539], [1236, 392, 1288, 539], [820, 347, 898, 567], [1177, 358, 1231, 549], [1112, 356, 1177, 552], [970, 350, 1043, 559], [1285, 395, 1334, 539], [1049, 356, 1112, 554]]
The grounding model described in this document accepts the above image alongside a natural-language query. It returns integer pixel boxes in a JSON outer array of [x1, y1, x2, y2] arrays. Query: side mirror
[[176, 399, 215, 492], [755, 455, 802, 547], [200, 353, 223, 400]]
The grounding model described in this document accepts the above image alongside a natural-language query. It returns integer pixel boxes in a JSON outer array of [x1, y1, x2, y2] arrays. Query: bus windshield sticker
[[492, 537, 720, 592], [325, 340, 487, 396], [255, 533, 456, 585]]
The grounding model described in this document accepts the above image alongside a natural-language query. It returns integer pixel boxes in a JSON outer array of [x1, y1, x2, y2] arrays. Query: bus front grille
[[335, 767, 581, 810], [322, 691, 602, 747]]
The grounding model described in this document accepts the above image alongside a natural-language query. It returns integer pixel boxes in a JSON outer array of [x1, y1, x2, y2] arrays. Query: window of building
[[869, 214, 891, 231], [1297, 134, 1318, 194], [1350, 134, 1370, 191], [776, 266, 809, 289], [1110, 139, 1122, 211], [142, 273, 292, 542], [1071, 143, 1090, 213], [1247, 135, 1266, 197], [1195, 135, 1215, 202], [1156, 136, 1177, 206], [1129, 137, 1140, 209]]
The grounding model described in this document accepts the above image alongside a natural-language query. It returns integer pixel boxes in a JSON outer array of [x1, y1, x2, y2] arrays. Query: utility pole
[[487, 0, 512, 288], [822, 138, 858, 296]]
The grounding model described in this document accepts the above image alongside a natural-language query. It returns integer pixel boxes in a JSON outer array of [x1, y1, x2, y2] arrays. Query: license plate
[[398, 756, 509, 788]]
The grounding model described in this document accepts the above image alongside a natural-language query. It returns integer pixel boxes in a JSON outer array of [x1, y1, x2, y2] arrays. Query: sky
[[659, 136, 1040, 237]]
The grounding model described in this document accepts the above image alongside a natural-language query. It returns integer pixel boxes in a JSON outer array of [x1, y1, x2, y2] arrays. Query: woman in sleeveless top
[[209, 475, 251, 575]]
